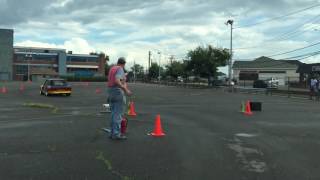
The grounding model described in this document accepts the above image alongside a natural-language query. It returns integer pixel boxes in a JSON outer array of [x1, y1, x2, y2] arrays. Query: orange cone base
[[150, 132, 165, 137], [244, 111, 253, 116], [128, 112, 137, 116]]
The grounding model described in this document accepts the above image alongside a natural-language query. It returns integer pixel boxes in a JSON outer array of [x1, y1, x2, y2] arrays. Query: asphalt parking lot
[[1, 82, 320, 180]]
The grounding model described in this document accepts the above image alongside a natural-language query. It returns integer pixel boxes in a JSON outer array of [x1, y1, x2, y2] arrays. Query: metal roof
[[233, 56, 303, 69]]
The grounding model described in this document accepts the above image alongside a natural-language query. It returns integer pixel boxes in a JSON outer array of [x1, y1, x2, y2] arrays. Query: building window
[[67, 56, 98, 63], [67, 68, 98, 73], [15, 54, 58, 62], [33, 54, 57, 62], [15, 65, 28, 74]]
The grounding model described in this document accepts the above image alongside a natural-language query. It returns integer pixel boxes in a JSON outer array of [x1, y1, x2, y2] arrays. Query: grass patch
[[23, 102, 59, 113], [96, 151, 112, 171]]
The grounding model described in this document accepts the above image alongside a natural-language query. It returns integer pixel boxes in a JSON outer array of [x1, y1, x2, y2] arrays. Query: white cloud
[[302, 55, 320, 63], [15, 40, 63, 49], [101, 31, 117, 36], [49, 0, 74, 8], [64, 38, 95, 54], [3, 0, 320, 74]]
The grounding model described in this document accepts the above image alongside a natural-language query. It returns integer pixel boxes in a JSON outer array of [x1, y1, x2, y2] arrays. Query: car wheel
[[66, 93, 71, 96]]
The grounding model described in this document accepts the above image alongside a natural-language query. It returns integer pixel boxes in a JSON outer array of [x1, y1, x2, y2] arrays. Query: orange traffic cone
[[244, 100, 253, 116], [1, 86, 8, 94], [127, 101, 137, 116], [95, 88, 102, 94], [150, 114, 165, 137]]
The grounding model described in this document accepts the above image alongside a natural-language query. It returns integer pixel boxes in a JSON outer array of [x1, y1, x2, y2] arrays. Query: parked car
[[40, 78, 72, 96], [253, 80, 268, 88], [177, 76, 184, 82]]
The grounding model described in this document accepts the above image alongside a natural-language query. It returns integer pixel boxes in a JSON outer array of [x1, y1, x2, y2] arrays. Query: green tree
[[130, 64, 145, 79], [165, 61, 185, 79], [187, 45, 230, 80], [148, 63, 164, 79], [105, 63, 114, 76]]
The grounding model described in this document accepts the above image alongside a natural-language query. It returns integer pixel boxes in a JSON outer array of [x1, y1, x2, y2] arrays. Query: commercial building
[[0, 29, 13, 81], [296, 63, 320, 86], [233, 56, 303, 86], [0, 29, 106, 81]]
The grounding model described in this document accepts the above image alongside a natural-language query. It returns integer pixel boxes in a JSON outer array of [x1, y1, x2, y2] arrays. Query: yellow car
[[40, 78, 72, 96]]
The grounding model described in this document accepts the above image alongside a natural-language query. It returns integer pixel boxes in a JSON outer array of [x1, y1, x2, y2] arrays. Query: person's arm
[[115, 78, 131, 95], [114, 69, 132, 96]]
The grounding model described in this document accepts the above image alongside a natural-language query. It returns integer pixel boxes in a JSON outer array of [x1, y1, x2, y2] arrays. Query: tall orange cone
[[150, 114, 165, 137], [128, 101, 137, 116], [244, 100, 253, 116]]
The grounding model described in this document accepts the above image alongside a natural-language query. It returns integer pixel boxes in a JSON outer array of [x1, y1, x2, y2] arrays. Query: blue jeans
[[108, 88, 125, 137]]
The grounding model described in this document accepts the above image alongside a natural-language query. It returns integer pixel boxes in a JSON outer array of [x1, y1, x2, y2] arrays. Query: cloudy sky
[[1, 0, 320, 72]]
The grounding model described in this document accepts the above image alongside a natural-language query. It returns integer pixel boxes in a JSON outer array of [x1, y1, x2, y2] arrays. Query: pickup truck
[[266, 78, 279, 88]]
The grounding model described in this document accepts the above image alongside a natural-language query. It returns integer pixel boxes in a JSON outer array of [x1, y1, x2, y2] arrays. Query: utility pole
[[133, 60, 136, 83], [226, 19, 233, 85], [158, 51, 161, 83], [25, 50, 32, 82], [148, 51, 151, 75], [169, 55, 174, 65]]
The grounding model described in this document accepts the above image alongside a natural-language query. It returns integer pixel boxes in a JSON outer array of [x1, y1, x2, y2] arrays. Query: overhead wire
[[234, 3, 320, 29], [233, 13, 320, 50], [267, 41, 320, 57]]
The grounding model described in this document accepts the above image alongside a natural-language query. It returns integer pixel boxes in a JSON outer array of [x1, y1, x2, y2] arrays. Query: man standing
[[310, 77, 317, 100], [108, 57, 132, 140]]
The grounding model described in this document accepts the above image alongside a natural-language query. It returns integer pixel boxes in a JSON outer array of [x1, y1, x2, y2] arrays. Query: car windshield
[[51, 80, 67, 86]]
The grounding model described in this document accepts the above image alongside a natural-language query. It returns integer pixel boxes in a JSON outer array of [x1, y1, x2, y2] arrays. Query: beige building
[[233, 56, 302, 86]]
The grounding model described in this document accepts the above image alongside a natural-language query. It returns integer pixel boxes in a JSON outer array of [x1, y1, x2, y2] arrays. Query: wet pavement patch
[[228, 137, 267, 173]]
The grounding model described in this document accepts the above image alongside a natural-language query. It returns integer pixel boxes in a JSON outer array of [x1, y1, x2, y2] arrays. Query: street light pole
[[226, 19, 233, 85], [148, 51, 151, 75], [133, 60, 136, 83]]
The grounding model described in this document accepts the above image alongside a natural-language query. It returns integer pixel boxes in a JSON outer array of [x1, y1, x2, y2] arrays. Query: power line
[[279, 50, 320, 60], [295, 53, 320, 61], [234, 49, 320, 69], [267, 41, 320, 57], [233, 13, 320, 50], [270, 14, 320, 40], [234, 3, 320, 29], [272, 16, 320, 41]]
